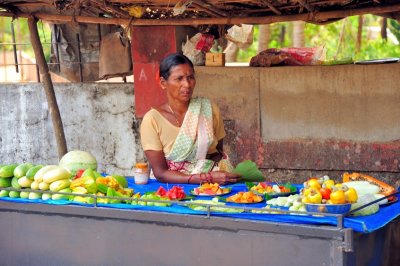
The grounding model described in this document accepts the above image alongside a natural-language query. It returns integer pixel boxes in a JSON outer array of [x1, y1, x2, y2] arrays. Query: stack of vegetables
[[0, 150, 133, 204]]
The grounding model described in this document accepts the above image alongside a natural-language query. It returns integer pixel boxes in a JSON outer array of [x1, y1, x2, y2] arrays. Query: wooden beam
[[2, 3, 400, 25], [27, 17, 68, 160]]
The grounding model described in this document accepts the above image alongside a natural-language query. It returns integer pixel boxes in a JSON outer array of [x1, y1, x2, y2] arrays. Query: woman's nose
[[181, 77, 192, 86]]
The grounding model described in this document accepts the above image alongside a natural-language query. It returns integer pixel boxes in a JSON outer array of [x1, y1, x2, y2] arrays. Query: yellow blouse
[[140, 102, 226, 155]]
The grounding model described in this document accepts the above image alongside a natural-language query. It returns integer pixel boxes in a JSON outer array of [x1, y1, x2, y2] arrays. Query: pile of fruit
[[226, 191, 263, 203], [300, 176, 358, 205], [0, 150, 133, 204], [192, 183, 230, 196], [250, 182, 293, 195]]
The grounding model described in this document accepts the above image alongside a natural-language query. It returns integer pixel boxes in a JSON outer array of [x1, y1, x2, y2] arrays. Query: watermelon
[[59, 150, 97, 176]]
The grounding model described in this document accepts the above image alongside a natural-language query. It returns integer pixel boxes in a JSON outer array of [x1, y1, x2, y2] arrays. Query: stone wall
[[0, 83, 143, 176]]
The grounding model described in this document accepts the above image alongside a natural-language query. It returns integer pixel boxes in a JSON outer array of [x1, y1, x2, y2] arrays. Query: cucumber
[[14, 163, 35, 178], [20, 191, 30, 199], [26, 165, 44, 180], [42, 193, 52, 200], [0, 164, 18, 178], [51, 188, 72, 201], [28, 192, 42, 200], [9, 191, 20, 198], [11, 177, 21, 189], [0, 190, 10, 197], [0, 177, 12, 188]]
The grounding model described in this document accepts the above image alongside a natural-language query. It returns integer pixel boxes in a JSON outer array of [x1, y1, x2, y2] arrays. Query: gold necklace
[[168, 104, 180, 126]]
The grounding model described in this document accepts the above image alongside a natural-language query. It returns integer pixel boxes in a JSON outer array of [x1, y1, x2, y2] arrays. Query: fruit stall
[[0, 154, 399, 266]]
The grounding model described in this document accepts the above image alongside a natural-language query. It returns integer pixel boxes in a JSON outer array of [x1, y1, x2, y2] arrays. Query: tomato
[[319, 188, 331, 200]]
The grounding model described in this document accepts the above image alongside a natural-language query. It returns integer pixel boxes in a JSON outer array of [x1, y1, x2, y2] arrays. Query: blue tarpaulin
[[1, 178, 399, 233]]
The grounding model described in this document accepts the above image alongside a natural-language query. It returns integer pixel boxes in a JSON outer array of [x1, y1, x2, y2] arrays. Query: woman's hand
[[209, 171, 241, 185]]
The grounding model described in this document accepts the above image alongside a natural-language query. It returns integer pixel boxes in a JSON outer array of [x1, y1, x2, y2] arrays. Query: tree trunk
[[381, 17, 387, 41], [258, 24, 270, 52], [293, 21, 305, 47], [279, 25, 286, 46], [356, 15, 363, 53], [28, 17, 68, 159]]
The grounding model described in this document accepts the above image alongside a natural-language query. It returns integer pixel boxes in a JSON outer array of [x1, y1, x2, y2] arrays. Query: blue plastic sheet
[[1, 179, 399, 233]]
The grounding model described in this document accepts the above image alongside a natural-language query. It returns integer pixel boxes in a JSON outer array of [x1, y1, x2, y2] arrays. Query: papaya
[[97, 183, 108, 194], [343, 172, 396, 200], [112, 175, 128, 188]]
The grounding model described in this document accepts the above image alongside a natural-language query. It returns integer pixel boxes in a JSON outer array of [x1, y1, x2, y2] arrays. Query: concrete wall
[[195, 63, 400, 186], [1, 63, 399, 186], [0, 83, 143, 176]]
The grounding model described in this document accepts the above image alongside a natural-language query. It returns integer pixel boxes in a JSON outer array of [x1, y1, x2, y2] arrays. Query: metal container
[[305, 203, 352, 214]]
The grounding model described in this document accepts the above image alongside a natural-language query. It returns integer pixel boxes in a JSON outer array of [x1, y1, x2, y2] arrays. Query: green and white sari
[[165, 97, 231, 174]]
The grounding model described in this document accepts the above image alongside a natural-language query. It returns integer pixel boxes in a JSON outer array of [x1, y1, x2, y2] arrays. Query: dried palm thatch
[[0, 0, 400, 25]]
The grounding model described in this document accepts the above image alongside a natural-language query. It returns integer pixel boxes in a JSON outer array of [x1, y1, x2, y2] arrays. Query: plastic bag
[[225, 24, 254, 49], [195, 34, 215, 53], [350, 194, 380, 216], [182, 33, 205, 66], [280, 46, 326, 65], [249, 46, 326, 67], [99, 31, 132, 79]]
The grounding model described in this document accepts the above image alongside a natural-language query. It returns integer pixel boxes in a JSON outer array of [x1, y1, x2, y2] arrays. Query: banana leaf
[[233, 160, 265, 182]]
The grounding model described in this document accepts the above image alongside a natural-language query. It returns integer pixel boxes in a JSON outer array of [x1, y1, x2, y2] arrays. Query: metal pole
[[28, 17, 68, 159]]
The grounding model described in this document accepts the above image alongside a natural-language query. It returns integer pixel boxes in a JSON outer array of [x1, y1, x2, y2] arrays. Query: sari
[[165, 97, 233, 174]]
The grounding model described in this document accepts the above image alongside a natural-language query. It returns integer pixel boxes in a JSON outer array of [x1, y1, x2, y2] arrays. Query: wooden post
[[27, 17, 68, 159]]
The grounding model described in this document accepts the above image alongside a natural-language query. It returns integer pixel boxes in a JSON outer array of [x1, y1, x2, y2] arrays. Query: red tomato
[[320, 188, 331, 200]]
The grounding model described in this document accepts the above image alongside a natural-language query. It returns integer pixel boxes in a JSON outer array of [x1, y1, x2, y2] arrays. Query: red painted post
[[131, 26, 196, 117]]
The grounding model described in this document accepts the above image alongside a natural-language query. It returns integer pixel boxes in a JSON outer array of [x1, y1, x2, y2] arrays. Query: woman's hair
[[159, 53, 194, 80]]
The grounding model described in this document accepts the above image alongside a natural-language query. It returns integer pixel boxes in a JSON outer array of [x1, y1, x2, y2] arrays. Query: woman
[[140, 53, 241, 184]]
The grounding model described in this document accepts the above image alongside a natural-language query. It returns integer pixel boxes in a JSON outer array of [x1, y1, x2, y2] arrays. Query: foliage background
[[0, 15, 399, 64], [237, 15, 400, 62]]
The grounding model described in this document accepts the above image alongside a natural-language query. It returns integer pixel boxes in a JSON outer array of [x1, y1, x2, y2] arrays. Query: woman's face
[[161, 63, 196, 103]]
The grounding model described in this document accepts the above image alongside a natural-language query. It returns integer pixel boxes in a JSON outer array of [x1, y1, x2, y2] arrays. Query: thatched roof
[[1, 0, 400, 26]]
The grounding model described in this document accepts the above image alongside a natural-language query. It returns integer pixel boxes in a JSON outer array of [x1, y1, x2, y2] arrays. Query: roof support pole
[[27, 17, 68, 160]]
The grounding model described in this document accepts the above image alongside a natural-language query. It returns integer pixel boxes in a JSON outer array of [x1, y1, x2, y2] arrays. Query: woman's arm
[[144, 150, 188, 183], [145, 148, 241, 185]]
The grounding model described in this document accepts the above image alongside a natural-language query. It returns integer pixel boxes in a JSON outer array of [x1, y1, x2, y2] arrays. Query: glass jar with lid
[[134, 162, 149, 184]]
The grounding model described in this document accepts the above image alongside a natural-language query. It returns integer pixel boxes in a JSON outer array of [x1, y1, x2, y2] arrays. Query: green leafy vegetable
[[233, 160, 265, 182]]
